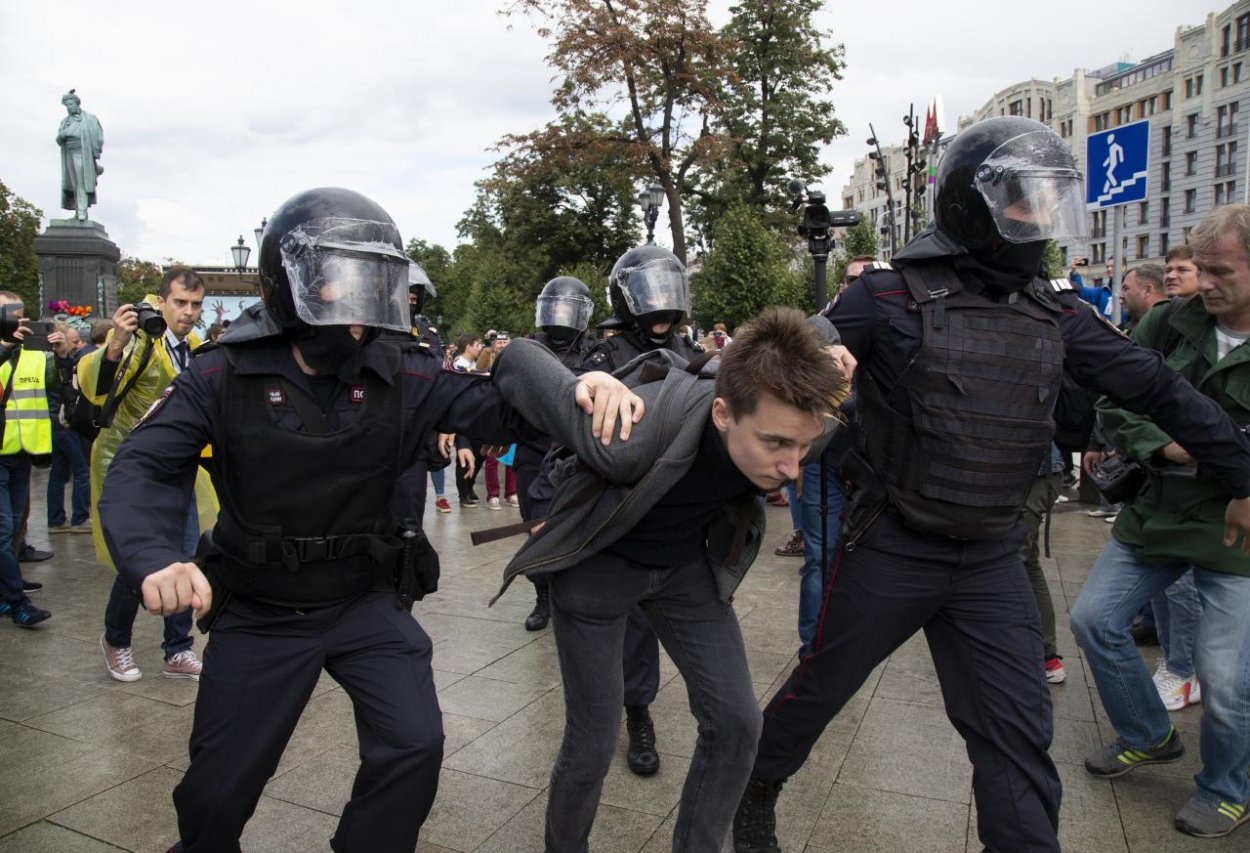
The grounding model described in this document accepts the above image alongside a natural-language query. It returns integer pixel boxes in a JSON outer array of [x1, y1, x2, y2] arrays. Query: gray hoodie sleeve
[[490, 339, 659, 484]]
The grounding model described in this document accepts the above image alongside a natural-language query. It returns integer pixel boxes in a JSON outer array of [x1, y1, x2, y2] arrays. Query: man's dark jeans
[[545, 552, 760, 853], [47, 425, 90, 527]]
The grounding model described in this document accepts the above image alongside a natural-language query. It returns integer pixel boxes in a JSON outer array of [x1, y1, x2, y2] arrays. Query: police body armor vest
[[0, 349, 52, 459], [211, 354, 406, 605], [857, 262, 1065, 539]]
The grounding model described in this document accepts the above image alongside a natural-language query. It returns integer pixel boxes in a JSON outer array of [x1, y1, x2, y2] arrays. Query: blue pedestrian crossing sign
[[1086, 120, 1151, 209]]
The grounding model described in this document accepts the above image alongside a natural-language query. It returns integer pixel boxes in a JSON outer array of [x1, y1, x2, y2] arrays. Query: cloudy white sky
[[0, 1, 1211, 268]]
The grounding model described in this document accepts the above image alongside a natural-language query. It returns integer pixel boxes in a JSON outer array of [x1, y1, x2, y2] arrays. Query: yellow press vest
[[0, 349, 52, 457]]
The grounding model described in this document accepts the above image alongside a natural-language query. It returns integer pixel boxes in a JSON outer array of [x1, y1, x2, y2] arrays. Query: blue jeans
[[0, 457, 31, 604], [47, 425, 91, 527], [1152, 569, 1202, 679], [798, 459, 843, 652], [1070, 539, 1250, 805], [429, 467, 445, 496], [102, 497, 199, 659]]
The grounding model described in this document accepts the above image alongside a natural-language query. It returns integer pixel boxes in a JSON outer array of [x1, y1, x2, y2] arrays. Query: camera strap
[[96, 336, 155, 429], [0, 346, 22, 421]]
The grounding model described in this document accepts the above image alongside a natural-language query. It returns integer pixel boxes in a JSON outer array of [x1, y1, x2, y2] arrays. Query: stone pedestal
[[33, 219, 120, 318]]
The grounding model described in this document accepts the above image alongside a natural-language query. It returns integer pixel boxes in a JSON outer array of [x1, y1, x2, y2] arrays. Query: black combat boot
[[625, 704, 660, 776], [733, 776, 784, 853], [525, 584, 550, 631]]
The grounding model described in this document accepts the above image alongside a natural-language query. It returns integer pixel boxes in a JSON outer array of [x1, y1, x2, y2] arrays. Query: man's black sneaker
[[625, 704, 660, 776], [17, 545, 53, 563], [1085, 726, 1184, 778], [22, 580, 42, 593], [11, 600, 51, 628], [733, 776, 784, 853]]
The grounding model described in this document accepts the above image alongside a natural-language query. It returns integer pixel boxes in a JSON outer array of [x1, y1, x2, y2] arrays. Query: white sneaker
[[487, 497, 502, 510], [507, 494, 520, 507], [1053, 494, 1071, 504], [101, 634, 142, 682], [1155, 663, 1201, 711]]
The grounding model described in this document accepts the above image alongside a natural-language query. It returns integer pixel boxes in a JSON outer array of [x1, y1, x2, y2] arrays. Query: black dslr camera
[[133, 303, 167, 336]]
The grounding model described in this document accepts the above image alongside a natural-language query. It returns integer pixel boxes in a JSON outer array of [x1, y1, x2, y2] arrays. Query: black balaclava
[[544, 327, 581, 353], [637, 311, 682, 347], [294, 324, 378, 383], [957, 239, 1047, 294]]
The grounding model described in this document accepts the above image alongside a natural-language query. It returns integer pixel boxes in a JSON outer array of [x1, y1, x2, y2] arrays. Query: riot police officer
[[96, 187, 637, 853], [732, 117, 1250, 853], [516, 276, 594, 631], [583, 245, 703, 777]]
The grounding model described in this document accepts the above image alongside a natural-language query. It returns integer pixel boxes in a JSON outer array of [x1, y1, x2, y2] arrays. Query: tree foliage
[[505, 0, 730, 262], [0, 180, 43, 315], [1042, 240, 1065, 280], [115, 257, 162, 308], [690, 0, 846, 237], [690, 203, 803, 329]]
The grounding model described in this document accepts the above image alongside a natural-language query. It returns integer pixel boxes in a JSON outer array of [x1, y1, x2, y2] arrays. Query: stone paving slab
[[1, 474, 1246, 850]]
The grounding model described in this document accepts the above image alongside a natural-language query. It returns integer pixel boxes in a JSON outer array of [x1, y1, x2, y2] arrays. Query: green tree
[[506, 0, 730, 262], [690, 203, 803, 329], [690, 0, 846, 237], [0, 180, 43, 315], [1042, 240, 1065, 280], [406, 238, 453, 319], [115, 256, 162, 307], [831, 217, 879, 287]]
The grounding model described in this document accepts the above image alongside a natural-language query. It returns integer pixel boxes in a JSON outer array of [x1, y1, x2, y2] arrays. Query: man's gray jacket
[[489, 338, 765, 603]]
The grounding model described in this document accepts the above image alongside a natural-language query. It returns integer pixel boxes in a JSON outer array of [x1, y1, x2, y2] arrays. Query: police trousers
[[172, 591, 444, 853], [753, 511, 1061, 853]]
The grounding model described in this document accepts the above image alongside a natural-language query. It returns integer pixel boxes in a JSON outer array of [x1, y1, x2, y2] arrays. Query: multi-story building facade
[[840, 0, 1250, 282]]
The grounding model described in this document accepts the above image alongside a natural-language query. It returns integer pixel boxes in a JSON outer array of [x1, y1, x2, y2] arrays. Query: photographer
[[0, 292, 59, 627], [78, 268, 213, 683]]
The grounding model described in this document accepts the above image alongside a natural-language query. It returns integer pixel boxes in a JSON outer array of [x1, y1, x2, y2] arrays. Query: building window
[[1092, 243, 1106, 264], [1196, 73, 1204, 96], [1217, 183, 1227, 205], [1161, 233, 1170, 256], [1187, 113, 1199, 138], [1139, 201, 1149, 225], [1185, 188, 1197, 214], [1222, 66, 1231, 87], [1219, 102, 1241, 138], [1237, 63, 1245, 83], [1162, 161, 1171, 192], [1225, 24, 1233, 57], [1162, 90, 1173, 111], [1009, 99, 1024, 116], [1239, 13, 1250, 50], [1161, 196, 1170, 227], [1162, 127, 1172, 157], [1137, 235, 1149, 258], [1217, 141, 1239, 176], [1091, 210, 1107, 239], [1186, 151, 1198, 176]]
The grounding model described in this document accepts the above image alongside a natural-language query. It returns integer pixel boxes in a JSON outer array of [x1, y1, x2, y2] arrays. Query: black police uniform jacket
[[830, 229, 1250, 540], [98, 305, 533, 605]]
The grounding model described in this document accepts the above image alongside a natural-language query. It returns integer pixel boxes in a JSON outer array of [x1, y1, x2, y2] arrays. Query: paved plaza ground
[[0, 473, 1240, 852]]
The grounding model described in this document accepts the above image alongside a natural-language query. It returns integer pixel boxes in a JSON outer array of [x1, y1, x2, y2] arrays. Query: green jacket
[[1097, 297, 1250, 575]]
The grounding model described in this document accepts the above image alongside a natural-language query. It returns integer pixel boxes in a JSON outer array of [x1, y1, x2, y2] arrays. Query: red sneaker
[[435, 497, 452, 513]]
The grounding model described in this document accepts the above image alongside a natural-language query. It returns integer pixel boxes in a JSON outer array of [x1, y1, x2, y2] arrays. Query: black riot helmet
[[408, 261, 437, 320], [608, 245, 689, 346], [258, 187, 410, 333], [934, 117, 1087, 253], [536, 276, 593, 351]]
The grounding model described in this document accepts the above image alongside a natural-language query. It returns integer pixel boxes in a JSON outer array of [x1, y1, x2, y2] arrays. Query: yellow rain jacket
[[77, 298, 218, 569]]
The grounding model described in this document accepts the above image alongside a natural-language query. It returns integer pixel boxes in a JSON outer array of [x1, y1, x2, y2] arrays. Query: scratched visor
[[974, 131, 1088, 244]]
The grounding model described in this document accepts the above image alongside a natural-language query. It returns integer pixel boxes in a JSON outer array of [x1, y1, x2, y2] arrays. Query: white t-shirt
[[1215, 323, 1250, 361]]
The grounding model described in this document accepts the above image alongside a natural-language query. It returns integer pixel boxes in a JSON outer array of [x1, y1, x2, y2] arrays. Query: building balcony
[[1216, 163, 1237, 177], [1217, 124, 1240, 138]]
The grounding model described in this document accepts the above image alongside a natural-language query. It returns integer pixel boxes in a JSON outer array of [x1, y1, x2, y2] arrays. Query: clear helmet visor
[[617, 259, 689, 317], [536, 294, 593, 332], [975, 131, 1089, 244], [280, 217, 411, 331]]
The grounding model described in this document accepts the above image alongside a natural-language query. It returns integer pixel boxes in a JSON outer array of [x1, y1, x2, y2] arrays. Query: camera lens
[[134, 304, 167, 336], [0, 305, 21, 343]]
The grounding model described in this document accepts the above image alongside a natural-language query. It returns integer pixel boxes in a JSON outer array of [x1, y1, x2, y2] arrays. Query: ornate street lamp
[[230, 236, 251, 273], [253, 217, 267, 252], [638, 184, 665, 244]]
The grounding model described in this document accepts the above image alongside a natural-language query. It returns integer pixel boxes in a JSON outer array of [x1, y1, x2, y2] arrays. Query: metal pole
[[812, 237, 830, 311], [1110, 204, 1124, 326]]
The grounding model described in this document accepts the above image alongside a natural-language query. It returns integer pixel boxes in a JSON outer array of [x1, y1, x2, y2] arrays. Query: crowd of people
[[1, 115, 1249, 853]]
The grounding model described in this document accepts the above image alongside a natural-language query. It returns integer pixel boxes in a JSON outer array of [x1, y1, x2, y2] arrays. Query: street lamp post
[[230, 236, 251, 275], [253, 217, 267, 253], [638, 184, 665, 244]]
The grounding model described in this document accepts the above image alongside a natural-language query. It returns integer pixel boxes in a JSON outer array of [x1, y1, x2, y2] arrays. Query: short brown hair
[[715, 307, 849, 420], [160, 266, 204, 297], [1164, 244, 1194, 264]]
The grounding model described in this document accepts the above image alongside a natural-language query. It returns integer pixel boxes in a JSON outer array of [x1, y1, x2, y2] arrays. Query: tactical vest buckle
[[289, 536, 341, 563]]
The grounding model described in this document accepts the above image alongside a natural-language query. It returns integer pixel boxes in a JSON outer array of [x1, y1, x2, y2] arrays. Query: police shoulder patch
[[868, 261, 894, 271], [1050, 278, 1075, 293], [133, 384, 175, 429]]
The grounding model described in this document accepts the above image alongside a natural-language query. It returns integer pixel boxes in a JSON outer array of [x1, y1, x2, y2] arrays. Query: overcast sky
[[0, 1, 1211, 269]]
